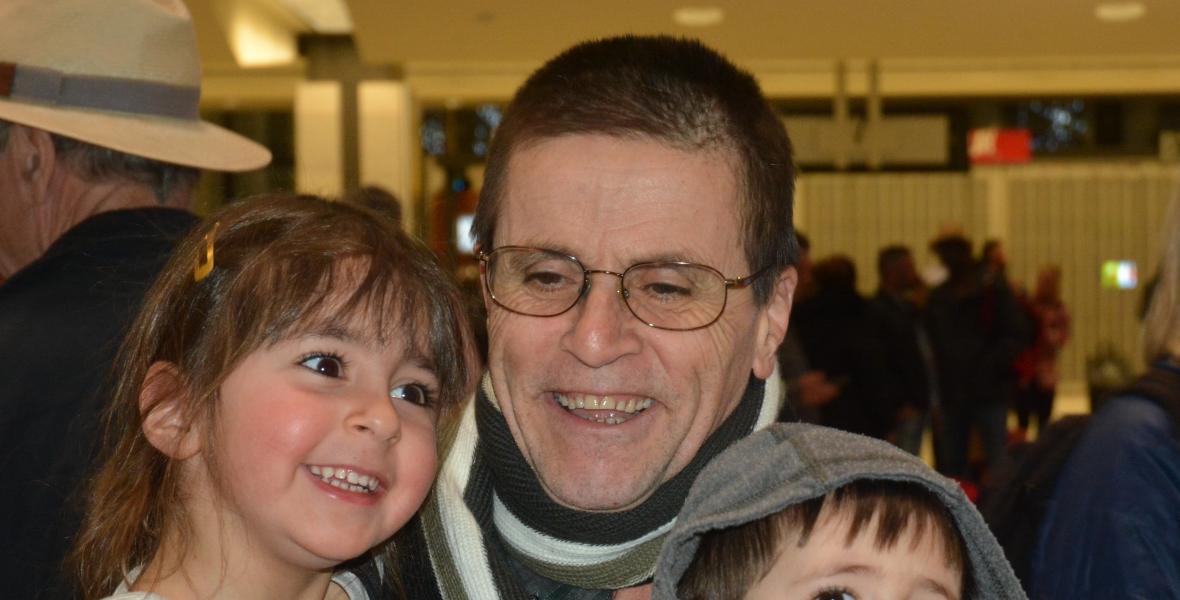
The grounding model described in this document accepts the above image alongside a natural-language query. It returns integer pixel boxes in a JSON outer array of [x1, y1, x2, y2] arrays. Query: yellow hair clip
[[193, 221, 221, 282]]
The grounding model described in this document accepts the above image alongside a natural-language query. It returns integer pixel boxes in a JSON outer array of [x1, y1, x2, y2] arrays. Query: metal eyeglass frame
[[477, 245, 767, 331]]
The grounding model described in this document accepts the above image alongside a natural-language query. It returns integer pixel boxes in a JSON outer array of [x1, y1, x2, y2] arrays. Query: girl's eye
[[814, 590, 855, 600], [299, 354, 344, 378], [390, 383, 433, 407]]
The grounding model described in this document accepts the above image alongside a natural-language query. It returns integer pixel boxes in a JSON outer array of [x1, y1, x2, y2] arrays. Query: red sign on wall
[[968, 128, 1032, 164]]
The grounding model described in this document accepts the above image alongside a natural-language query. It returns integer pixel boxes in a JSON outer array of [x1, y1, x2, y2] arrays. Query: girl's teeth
[[309, 466, 379, 493]]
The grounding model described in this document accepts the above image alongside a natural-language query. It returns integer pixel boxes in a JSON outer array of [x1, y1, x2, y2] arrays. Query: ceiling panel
[[346, 0, 1180, 64]]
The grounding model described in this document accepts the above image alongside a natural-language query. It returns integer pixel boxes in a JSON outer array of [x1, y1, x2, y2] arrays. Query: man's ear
[[752, 266, 797, 379], [140, 361, 201, 460], [8, 124, 56, 207]]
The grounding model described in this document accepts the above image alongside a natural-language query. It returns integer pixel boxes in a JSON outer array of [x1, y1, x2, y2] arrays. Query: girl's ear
[[140, 361, 202, 460]]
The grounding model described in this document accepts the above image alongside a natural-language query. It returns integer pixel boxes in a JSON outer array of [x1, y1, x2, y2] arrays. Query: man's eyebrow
[[508, 242, 710, 267]]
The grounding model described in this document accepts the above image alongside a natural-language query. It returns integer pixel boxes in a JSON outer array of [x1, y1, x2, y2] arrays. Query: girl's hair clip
[[193, 221, 221, 282]]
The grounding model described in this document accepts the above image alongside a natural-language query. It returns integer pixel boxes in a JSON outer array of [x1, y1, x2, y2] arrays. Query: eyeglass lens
[[485, 248, 730, 330]]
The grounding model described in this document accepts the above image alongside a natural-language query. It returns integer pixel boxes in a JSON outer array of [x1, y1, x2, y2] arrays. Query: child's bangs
[[221, 215, 471, 412], [820, 481, 967, 573], [272, 257, 436, 363]]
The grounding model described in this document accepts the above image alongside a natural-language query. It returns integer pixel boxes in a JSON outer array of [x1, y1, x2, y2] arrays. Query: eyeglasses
[[478, 246, 765, 331]]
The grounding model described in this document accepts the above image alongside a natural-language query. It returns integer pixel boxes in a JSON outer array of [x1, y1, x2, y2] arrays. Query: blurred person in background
[[776, 232, 836, 423], [793, 255, 890, 439], [926, 234, 1027, 483], [869, 244, 940, 456], [0, 1, 269, 597], [1012, 265, 1070, 441], [981, 239, 1010, 287]]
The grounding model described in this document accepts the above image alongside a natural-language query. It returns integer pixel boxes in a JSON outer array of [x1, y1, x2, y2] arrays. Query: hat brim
[[0, 98, 271, 172]]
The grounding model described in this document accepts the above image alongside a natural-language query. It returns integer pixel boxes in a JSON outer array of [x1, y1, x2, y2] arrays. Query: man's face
[[484, 134, 790, 511]]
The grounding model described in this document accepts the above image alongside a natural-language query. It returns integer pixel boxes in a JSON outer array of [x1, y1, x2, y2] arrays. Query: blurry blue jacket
[[1031, 360, 1180, 599]]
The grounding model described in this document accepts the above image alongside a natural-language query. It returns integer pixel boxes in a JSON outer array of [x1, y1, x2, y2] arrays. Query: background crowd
[[781, 231, 1072, 489]]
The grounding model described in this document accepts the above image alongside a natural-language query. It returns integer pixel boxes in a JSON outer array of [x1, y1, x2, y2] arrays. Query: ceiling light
[[673, 6, 724, 27], [277, 0, 353, 33], [1095, 2, 1146, 22], [228, 8, 298, 67]]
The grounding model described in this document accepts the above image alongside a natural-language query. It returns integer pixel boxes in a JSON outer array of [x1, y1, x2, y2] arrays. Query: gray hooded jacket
[[652, 423, 1026, 599]]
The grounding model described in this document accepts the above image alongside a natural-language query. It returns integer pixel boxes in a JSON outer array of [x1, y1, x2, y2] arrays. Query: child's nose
[[347, 393, 402, 443]]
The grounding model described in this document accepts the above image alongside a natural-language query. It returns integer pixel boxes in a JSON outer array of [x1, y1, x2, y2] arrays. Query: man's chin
[[537, 469, 661, 513]]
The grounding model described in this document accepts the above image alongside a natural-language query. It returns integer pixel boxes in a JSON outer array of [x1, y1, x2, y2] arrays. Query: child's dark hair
[[71, 193, 478, 598], [678, 480, 973, 600]]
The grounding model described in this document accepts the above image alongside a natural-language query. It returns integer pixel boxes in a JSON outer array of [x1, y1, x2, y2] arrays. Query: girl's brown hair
[[71, 193, 477, 598]]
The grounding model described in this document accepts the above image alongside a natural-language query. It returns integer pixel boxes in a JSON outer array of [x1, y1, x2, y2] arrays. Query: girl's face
[[192, 315, 440, 571], [744, 507, 962, 600]]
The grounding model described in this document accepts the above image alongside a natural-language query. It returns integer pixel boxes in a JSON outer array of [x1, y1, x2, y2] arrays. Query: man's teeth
[[554, 393, 653, 424], [308, 465, 379, 494]]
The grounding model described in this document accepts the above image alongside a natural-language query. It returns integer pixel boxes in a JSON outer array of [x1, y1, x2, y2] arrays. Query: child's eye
[[299, 354, 344, 378], [813, 589, 855, 600], [390, 383, 434, 407]]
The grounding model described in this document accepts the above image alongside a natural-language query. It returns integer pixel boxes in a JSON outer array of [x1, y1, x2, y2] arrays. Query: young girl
[[71, 194, 477, 599]]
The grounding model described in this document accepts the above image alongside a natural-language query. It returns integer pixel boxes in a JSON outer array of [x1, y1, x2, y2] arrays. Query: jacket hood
[[652, 423, 1027, 599]]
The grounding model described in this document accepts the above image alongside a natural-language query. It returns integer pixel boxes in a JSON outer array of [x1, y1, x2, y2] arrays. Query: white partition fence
[[795, 163, 1179, 386]]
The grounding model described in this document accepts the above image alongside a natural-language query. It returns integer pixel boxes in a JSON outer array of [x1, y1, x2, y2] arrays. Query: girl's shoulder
[[99, 593, 169, 600]]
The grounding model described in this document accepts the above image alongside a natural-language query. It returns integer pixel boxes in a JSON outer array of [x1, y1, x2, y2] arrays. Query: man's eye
[[299, 354, 344, 378], [390, 383, 433, 407], [522, 270, 573, 288], [644, 282, 693, 298]]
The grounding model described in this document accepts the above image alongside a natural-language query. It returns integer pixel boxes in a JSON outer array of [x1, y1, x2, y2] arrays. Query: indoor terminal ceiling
[[345, 0, 1180, 63], [189, 0, 1180, 102]]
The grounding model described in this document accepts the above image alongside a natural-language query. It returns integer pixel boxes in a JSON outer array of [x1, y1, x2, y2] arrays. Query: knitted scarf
[[420, 371, 782, 599]]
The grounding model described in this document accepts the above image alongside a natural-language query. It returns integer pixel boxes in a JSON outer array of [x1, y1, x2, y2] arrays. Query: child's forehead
[[278, 291, 430, 354], [774, 506, 962, 597], [286, 309, 427, 352]]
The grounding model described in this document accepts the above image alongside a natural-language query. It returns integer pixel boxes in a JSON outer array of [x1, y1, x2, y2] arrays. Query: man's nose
[[559, 272, 642, 367]]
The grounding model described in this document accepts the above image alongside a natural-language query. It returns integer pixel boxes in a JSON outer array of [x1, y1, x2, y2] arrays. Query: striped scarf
[[420, 371, 783, 599]]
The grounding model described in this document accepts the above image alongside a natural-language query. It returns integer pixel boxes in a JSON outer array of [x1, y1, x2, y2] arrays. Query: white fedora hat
[[0, 0, 270, 172]]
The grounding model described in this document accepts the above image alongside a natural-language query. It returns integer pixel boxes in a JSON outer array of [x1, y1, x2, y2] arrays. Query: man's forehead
[[496, 135, 746, 267], [500, 134, 742, 212]]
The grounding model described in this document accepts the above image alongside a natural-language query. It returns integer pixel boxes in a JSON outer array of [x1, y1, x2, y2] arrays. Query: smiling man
[[377, 36, 799, 600]]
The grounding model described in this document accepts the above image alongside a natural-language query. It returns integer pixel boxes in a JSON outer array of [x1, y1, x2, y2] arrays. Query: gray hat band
[[0, 62, 200, 120]]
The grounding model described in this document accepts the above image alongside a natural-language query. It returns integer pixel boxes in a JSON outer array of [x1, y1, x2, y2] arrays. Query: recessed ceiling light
[[673, 6, 724, 27], [1095, 1, 1146, 22], [276, 0, 353, 33]]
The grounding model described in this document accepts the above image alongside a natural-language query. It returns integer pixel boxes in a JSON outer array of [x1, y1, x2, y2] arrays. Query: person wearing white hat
[[0, 1, 270, 597]]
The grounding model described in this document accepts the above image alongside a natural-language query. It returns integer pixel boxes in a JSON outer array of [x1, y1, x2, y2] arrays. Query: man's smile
[[552, 392, 654, 425]]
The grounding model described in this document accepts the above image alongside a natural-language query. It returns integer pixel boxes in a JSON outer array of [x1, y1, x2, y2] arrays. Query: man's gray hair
[[0, 119, 198, 203]]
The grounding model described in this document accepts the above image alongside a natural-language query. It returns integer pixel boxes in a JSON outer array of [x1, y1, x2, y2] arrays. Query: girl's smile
[[187, 324, 441, 571]]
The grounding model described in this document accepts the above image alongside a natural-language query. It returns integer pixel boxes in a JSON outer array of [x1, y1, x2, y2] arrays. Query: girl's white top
[[100, 567, 369, 600]]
